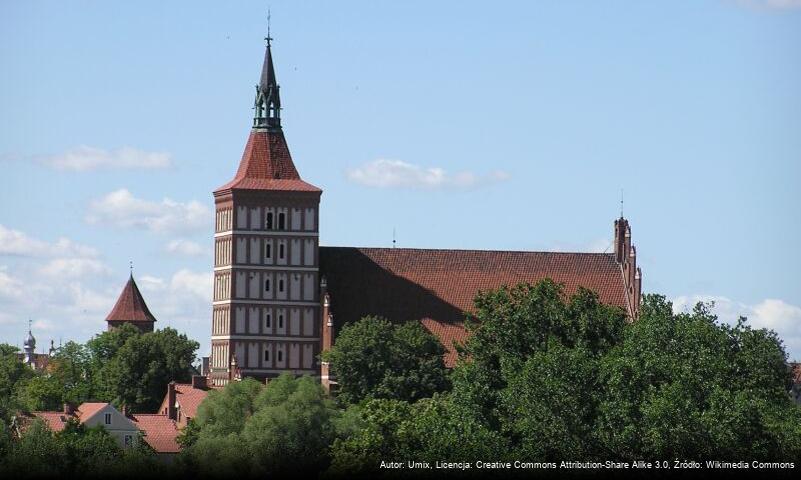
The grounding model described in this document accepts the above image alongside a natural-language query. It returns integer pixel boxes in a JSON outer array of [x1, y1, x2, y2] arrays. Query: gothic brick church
[[207, 39, 642, 387]]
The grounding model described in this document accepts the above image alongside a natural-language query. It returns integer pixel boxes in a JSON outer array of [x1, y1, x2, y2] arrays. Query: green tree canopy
[[98, 327, 198, 412], [321, 316, 450, 404]]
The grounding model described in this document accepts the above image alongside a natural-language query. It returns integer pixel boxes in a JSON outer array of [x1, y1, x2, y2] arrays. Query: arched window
[[266, 212, 274, 230], [279, 243, 285, 259], [278, 314, 284, 329], [264, 279, 271, 292], [278, 279, 284, 293], [278, 212, 286, 230], [264, 349, 270, 362], [277, 350, 283, 362], [265, 312, 272, 328], [265, 243, 272, 259]]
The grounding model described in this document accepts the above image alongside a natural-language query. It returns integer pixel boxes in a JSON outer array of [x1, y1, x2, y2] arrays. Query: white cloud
[[86, 189, 212, 234], [170, 269, 213, 301], [0, 267, 24, 300], [38, 258, 111, 279], [672, 294, 801, 361], [346, 159, 510, 190], [36, 146, 171, 171], [166, 239, 208, 257], [0, 224, 98, 258]]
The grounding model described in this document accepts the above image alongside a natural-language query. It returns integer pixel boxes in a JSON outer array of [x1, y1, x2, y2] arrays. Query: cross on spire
[[253, 12, 281, 130], [266, 8, 272, 46]]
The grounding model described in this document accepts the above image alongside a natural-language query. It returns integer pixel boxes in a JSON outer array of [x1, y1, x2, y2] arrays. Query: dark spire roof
[[253, 36, 281, 130], [105, 274, 157, 324]]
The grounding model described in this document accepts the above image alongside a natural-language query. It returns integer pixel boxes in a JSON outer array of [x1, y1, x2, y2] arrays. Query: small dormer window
[[104, 413, 112, 425]]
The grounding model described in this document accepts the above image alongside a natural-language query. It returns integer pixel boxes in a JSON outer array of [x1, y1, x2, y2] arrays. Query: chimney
[[166, 381, 177, 420], [63, 403, 75, 415], [191, 375, 207, 390], [201, 356, 210, 377], [121, 404, 128, 417]]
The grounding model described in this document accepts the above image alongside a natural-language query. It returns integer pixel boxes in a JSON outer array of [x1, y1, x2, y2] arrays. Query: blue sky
[[1, 0, 799, 359]]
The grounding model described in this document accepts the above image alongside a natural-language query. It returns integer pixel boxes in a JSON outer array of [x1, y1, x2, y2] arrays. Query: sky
[[1, 0, 799, 360]]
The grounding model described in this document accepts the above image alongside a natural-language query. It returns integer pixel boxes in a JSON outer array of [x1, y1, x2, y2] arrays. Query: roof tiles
[[215, 129, 321, 193], [319, 247, 628, 367], [105, 276, 157, 324]]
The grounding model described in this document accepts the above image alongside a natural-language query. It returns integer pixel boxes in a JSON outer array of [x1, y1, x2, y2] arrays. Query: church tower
[[210, 35, 323, 386]]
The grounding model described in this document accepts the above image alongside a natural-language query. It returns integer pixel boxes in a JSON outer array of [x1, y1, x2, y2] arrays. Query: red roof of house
[[30, 402, 109, 432], [76, 402, 109, 421], [214, 129, 321, 193], [130, 414, 180, 454], [31, 411, 70, 431], [174, 383, 209, 419], [319, 247, 628, 367], [105, 275, 157, 324]]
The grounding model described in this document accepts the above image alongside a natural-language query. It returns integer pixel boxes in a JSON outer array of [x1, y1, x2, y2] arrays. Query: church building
[[208, 38, 642, 387]]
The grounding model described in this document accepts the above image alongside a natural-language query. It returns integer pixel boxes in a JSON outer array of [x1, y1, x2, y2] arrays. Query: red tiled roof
[[31, 411, 70, 431], [76, 402, 109, 421], [105, 275, 157, 324], [319, 247, 628, 367], [214, 129, 321, 193], [174, 383, 209, 419], [130, 414, 180, 454]]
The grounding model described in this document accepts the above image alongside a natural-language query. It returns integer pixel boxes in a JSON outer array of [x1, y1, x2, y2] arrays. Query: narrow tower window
[[278, 212, 286, 230], [265, 279, 271, 292], [279, 243, 285, 259], [264, 349, 270, 362], [277, 350, 283, 362], [278, 279, 284, 293], [265, 312, 272, 328], [266, 212, 273, 230], [278, 314, 284, 329], [265, 243, 272, 259]]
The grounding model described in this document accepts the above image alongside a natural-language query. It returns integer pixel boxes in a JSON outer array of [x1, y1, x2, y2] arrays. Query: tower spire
[[253, 12, 281, 130]]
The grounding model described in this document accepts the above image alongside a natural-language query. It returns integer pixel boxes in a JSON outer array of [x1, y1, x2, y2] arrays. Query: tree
[[243, 374, 338, 475], [99, 327, 198, 412], [596, 295, 801, 460], [0, 344, 33, 421], [191, 378, 264, 439], [321, 316, 450, 404]]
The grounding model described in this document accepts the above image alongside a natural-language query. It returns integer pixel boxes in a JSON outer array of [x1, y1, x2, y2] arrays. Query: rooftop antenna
[[392, 228, 397, 249]]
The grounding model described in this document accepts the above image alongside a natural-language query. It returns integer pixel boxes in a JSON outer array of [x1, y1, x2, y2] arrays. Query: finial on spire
[[266, 8, 272, 46], [620, 188, 624, 218], [28, 318, 32, 333], [129, 260, 133, 277], [392, 228, 396, 248]]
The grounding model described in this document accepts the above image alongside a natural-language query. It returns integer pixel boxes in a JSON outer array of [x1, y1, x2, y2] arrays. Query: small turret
[[23, 320, 35, 367]]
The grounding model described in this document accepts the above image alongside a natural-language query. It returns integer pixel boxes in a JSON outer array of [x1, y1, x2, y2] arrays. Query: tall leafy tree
[[99, 327, 198, 412], [321, 316, 450, 404]]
